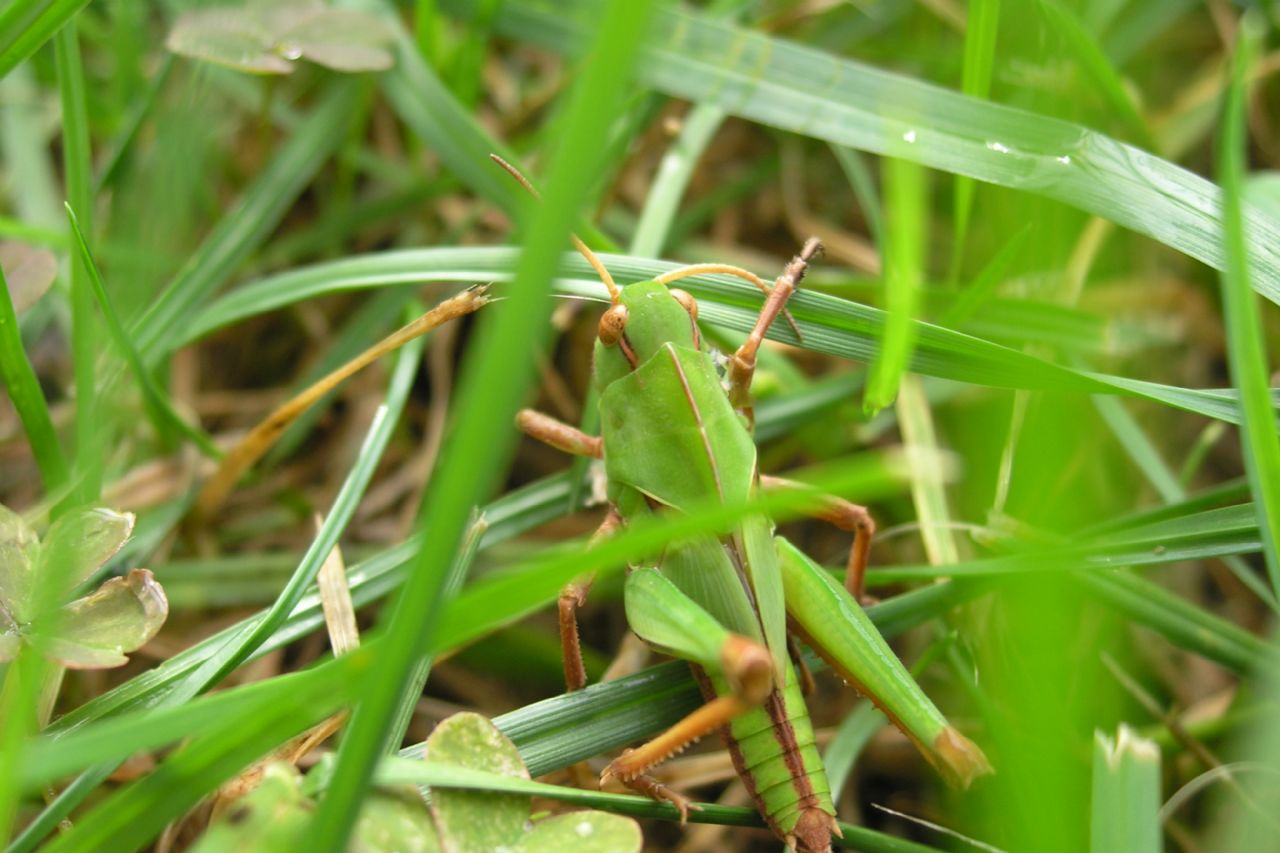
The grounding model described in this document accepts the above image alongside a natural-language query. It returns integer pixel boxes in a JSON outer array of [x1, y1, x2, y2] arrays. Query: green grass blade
[[864, 156, 924, 413], [485, 0, 1280, 305], [64, 204, 220, 458], [308, 4, 656, 846], [54, 19, 99, 504], [38, 650, 369, 853], [950, 0, 999, 280], [0, 0, 91, 80], [9, 333, 424, 848], [1090, 726, 1161, 853], [21, 654, 363, 792], [1216, 19, 1280, 600], [1037, 0, 1155, 150], [193, 328, 425, 691], [131, 80, 361, 362], [630, 102, 725, 257], [0, 263, 68, 489], [186, 248, 1274, 426], [375, 759, 944, 853]]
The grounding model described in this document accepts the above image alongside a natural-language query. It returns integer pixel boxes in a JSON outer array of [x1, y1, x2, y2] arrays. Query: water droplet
[[1056, 155, 1071, 165], [576, 820, 595, 837], [902, 129, 917, 143], [279, 43, 303, 60], [986, 141, 1011, 154]]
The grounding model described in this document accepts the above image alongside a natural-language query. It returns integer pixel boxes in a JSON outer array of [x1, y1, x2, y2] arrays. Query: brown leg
[[614, 773, 699, 825], [601, 636, 772, 790], [727, 238, 822, 412], [559, 507, 623, 691], [517, 408, 602, 458], [760, 474, 876, 604]]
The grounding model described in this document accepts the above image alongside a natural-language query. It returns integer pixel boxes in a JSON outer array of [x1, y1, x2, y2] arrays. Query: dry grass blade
[[195, 286, 490, 517]]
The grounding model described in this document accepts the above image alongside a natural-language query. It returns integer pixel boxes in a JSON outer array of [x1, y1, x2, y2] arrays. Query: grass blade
[[485, 0, 1280, 305], [187, 248, 1275, 427], [1216, 18, 1280, 600], [308, 4, 656, 846], [0, 0, 91, 80], [950, 0, 1000, 280], [0, 263, 67, 489], [64, 204, 220, 457], [1090, 726, 1161, 853], [54, 19, 98, 503], [864, 156, 924, 413]]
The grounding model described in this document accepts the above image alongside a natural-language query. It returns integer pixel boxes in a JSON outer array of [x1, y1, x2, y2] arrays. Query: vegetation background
[[1, 0, 1279, 850]]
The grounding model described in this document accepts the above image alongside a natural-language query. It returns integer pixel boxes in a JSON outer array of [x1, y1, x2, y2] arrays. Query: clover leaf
[[166, 1, 395, 76], [0, 504, 168, 669]]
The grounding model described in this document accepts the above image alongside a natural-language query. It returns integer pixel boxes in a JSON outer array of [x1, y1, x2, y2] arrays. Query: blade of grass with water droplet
[[481, 0, 1280, 306]]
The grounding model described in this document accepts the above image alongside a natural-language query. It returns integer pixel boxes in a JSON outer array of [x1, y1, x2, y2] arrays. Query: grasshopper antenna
[[489, 153, 621, 304]]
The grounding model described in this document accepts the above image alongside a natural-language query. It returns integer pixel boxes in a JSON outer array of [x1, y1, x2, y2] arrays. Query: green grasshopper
[[496, 156, 991, 852]]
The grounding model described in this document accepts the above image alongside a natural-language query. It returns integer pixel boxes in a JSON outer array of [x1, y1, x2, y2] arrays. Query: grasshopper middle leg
[[760, 474, 876, 603]]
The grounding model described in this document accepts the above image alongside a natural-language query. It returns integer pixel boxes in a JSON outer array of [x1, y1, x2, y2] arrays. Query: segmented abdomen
[[693, 663, 837, 851]]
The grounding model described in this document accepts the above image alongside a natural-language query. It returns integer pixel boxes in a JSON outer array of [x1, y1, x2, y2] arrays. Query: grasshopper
[[497, 156, 991, 852]]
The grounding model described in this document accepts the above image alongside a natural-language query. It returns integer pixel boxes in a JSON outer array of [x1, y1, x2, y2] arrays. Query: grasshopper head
[[592, 280, 701, 391]]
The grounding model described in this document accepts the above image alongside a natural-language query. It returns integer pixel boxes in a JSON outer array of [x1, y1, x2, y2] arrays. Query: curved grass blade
[[37, 649, 370, 853], [186, 248, 1273, 425], [64, 204, 220, 458], [8, 332, 425, 851], [483, 0, 1280, 305]]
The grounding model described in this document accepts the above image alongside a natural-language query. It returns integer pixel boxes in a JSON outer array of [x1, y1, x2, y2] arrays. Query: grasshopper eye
[[598, 304, 629, 346], [670, 288, 698, 320]]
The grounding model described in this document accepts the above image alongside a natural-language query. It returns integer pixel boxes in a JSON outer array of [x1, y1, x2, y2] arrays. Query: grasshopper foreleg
[[516, 408, 602, 458], [760, 474, 876, 603], [727, 237, 822, 413]]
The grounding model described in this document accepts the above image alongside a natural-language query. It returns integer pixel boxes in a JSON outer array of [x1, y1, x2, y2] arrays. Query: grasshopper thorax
[[592, 280, 701, 392]]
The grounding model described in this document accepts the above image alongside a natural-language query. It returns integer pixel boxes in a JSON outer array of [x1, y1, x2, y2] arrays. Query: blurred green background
[[2, 1, 1280, 851]]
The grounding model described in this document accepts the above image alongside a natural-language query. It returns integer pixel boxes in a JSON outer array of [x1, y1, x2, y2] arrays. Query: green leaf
[[421, 712, 529, 849], [0, 503, 40, 624], [38, 507, 135, 597], [189, 764, 312, 853], [166, 9, 293, 74], [269, 5, 394, 72], [309, 3, 656, 846], [352, 789, 440, 853], [189, 248, 1273, 426], [45, 569, 168, 670], [516, 811, 643, 853], [166, 3, 394, 75]]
